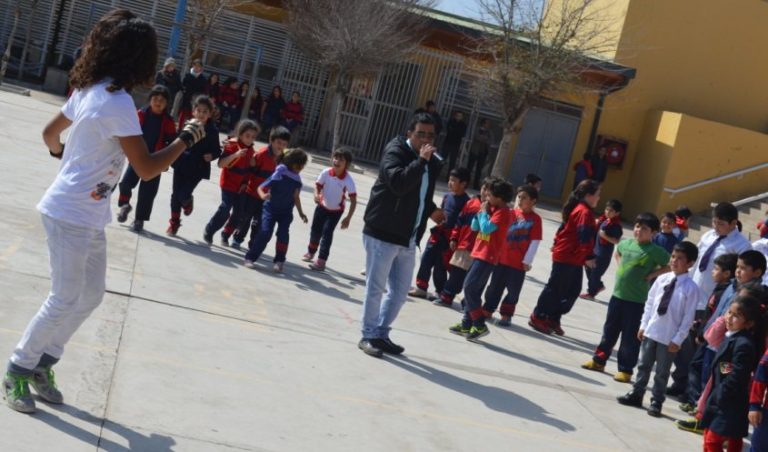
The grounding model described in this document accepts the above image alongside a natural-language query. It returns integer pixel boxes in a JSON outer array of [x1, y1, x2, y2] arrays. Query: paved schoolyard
[[0, 89, 708, 451]]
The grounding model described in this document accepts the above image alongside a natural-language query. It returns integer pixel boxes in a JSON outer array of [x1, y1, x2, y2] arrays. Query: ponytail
[[562, 179, 600, 222]]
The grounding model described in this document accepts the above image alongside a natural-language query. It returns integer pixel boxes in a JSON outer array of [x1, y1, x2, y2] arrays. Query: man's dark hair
[[517, 185, 539, 201], [332, 147, 353, 165], [713, 202, 739, 223], [450, 167, 470, 184], [672, 241, 699, 263], [714, 253, 738, 275], [269, 125, 291, 142], [635, 212, 661, 232], [739, 250, 767, 275], [524, 173, 541, 185], [407, 112, 435, 132], [606, 199, 623, 213], [488, 179, 514, 203]]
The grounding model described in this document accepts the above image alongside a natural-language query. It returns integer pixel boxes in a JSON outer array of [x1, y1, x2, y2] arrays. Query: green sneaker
[[675, 418, 703, 434], [2, 372, 36, 413], [31, 366, 63, 404], [466, 325, 490, 342], [449, 323, 471, 336], [678, 402, 696, 414]]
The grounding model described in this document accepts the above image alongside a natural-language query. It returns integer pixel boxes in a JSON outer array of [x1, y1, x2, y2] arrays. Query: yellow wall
[[596, 0, 768, 214], [545, 0, 630, 60], [625, 110, 768, 218]]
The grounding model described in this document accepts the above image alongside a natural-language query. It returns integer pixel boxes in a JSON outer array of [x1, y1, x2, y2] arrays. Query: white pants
[[9, 214, 107, 371]]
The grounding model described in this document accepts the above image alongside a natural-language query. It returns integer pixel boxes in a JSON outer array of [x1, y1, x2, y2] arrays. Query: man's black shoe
[[374, 338, 405, 355], [617, 392, 643, 407], [358, 339, 383, 358]]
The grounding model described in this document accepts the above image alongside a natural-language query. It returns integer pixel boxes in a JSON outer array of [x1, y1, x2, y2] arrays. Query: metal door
[[508, 107, 581, 198]]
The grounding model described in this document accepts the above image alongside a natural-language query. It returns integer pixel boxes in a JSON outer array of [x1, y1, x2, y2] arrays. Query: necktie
[[657, 277, 677, 315], [698, 235, 726, 272]]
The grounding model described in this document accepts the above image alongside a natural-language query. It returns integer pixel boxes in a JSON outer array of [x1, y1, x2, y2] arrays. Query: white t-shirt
[[316, 168, 356, 212], [753, 238, 768, 286], [37, 80, 141, 229]]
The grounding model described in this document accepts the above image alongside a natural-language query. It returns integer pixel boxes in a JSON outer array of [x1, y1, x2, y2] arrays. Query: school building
[[10, 0, 762, 218]]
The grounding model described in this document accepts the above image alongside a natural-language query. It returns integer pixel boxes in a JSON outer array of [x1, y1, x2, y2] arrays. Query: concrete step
[[685, 195, 768, 244]]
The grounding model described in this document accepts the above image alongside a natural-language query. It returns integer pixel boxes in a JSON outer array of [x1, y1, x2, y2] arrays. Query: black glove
[[178, 119, 205, 148]]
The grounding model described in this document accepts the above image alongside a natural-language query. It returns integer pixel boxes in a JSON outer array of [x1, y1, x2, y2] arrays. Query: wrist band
[[49, 143, 64, 159]]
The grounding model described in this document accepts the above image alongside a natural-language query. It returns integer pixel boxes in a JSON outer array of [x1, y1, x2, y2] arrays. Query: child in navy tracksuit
[[700, 296, 765, 452], [749, 342, 768, 452], [434, 179, 490, 308], [116, 85, 177, 232], [244, 148, 308, 272], [653, 212, 682, 254], [410, 167, 470, 299], [448, 178, 514, 341], [166, 95, 221, 236], [482, 184, 542, 326], [530, 179, 600, 336], [203, 119, 259, 245], [581, 199, 623, 300]]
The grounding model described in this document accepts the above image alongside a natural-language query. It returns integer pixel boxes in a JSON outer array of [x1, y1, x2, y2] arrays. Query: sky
[[435, 0, 485, 21]]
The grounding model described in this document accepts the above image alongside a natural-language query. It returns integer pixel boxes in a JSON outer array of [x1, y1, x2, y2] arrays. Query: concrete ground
[[0, 89, 709, 451]]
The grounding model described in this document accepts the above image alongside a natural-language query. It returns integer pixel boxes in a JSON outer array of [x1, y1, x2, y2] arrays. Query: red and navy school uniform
[[533, 201, 597, 325], [218, 85, 241, 131], [438, 196, 482, 304], [700, 330, 756, 450], [585, 214, 624, 296], [307, 167, 357, 262], [204, 139, 255, 240], [749, 350, 768, 451], [460, 206, 511, 327], [282, 101, 304, 132], [414, 192, 470, 293], [482, 208, 542, 317], [233, 145, 280, 245], [118, 107, 177, 222], [245, 164, 303, 264]]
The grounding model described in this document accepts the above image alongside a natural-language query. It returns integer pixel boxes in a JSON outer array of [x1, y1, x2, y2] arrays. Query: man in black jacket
[[358, 113, 445, 358]]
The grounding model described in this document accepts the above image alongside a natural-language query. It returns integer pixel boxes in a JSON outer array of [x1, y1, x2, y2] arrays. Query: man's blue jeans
[[361, 234, 416, 339]]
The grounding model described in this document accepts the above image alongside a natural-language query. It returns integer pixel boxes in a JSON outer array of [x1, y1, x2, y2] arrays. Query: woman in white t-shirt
[[2, 9, 205, 414]]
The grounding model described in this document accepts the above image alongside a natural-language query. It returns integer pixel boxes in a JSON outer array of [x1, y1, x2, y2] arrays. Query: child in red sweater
[[449, 178, 514, 341], [530, 179, 600, 335]]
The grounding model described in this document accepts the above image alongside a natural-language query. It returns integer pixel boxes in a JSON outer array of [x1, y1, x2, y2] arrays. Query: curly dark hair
[[69, 9, 158, 93]]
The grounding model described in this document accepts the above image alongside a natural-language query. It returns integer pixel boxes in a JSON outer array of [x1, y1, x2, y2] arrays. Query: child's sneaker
[[613, 371, 632, 383], [220, 234, 230, 247], [166, 219, 180, 237], [130, 220, 144, 233], [408, 287, 428, 298], [244, 259, 256, 269], [202, 231, 213, 245], [581, 360, 605, 372], [273, 262, 284, 273], [466, 325, 490, 342], [2, 372, 35, 413], [678, 402, 696, 414], [496, 316, 512, 327], [182, 196, 194, 216], [616, 391, 643, 407], [448, 322, 471, 336], [432, 295, 452, 308], [528, 313, 552, 335], [116, 204, 132, 223], [231, 240, 242, 250], [549, 319, 565, 336], [579, 292, 595, 301], [675, 418, 704, 434], [31, 366, 63, 404], [301, 252, 314, 262], [309, 259, 326, 271]]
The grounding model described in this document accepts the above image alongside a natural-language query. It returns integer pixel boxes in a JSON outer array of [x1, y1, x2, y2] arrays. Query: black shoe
[[665, 385, 685, 397], [647, 400, 662, 417], [357, 339, 383, 358], [617, 392, 643, 407], [374, 338, 404, 355], [130, 220, 144, 233]]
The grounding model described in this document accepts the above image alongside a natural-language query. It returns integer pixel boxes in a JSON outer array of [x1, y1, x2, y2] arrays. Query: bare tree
[[473, 0, 617, 178], [0, 7, 21, 86], [282, 0, 433, 151]]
